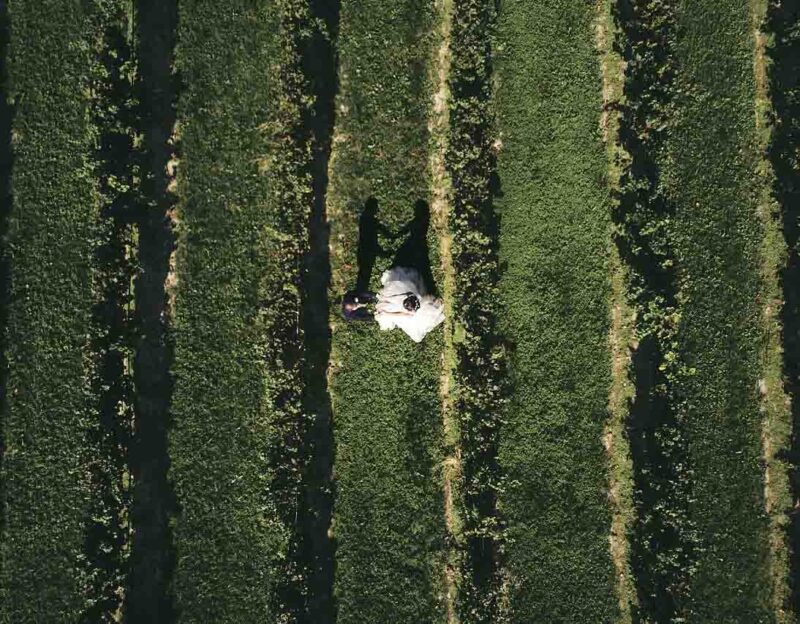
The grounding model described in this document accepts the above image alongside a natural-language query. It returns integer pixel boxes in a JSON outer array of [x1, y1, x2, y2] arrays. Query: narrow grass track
[[752, 0, 795, 619], [327, 1, 447, 621], [664, 1, 773, 619], [494, 1, 618, 621], [170, 2, 310, 619]]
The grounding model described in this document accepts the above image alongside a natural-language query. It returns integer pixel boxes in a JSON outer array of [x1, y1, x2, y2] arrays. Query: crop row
[[169, 0, 327, 620], [0, 0, 112, 619], [445, 0, 507, 621], [326, 0, 446, 622], [492, 1, 619, 622], [615, 0, 775, 620]]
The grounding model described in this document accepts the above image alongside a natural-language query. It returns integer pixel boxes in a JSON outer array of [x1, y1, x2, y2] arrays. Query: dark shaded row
[[445, 0, 507, 622], [766, 0, 800, 614], [613, 1, 691, 619]]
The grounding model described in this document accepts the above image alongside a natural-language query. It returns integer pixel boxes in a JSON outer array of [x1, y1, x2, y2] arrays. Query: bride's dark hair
[[403, 294, 420, 312]]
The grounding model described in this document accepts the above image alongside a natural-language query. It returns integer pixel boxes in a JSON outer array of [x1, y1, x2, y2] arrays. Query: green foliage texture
[[494, 1, 619, 621], [328, 1, 446, 622]]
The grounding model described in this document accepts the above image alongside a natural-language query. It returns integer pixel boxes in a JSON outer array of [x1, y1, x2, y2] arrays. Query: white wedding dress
[[375, 267, 444, 343]]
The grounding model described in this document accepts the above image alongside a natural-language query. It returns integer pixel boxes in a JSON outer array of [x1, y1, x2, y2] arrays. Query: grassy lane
[[0, 0, 100, 619], [170, 2, 313, 620], [665, 1, 773, 619], [327, 1, 446, 621], [596, 0, 636, 619], [494, 1, 618, 621]]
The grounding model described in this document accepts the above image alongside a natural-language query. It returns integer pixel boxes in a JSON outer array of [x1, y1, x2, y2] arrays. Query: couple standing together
[[341, 199, 444, 343]]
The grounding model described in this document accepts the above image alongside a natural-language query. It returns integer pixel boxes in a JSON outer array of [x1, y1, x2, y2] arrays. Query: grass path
[[327, 1, 446, 621], [751, 0, 794, 620], [596, 1, 636, 620], [169, 2, 313, 619], [493, 1, 618, 621], [662, 1, 773, 619], [427, 0, 459, 622]]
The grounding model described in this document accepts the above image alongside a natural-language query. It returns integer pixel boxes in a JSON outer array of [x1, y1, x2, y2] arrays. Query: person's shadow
[[393, 199, 436, 296], [356, 197, 393, 292], [355, 197, 436, 295]]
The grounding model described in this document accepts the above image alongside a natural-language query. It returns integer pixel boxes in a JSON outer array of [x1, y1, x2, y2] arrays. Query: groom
[[341, 290, 377, 321]]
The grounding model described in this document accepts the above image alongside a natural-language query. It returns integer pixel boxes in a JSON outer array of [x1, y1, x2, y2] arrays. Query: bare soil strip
[[428, 0, 460, 622], [596, 4, 637, 622]]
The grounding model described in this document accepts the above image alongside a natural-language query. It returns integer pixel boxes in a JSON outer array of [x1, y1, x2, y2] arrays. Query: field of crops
[[1, 0, 800, 623]]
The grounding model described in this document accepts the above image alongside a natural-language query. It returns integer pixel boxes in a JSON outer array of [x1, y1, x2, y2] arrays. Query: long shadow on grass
[[393, 199, 437, 296], [124, 0, 179, 621], [613, 1, 694, 621], [298, 1, 340, 621], [766, 0, 800, 613], [0, 0, 13, 558], [356, 197, 393, 292]]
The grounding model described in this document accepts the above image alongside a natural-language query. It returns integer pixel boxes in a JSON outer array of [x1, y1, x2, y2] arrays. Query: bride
[[374, 266, 444, 343]]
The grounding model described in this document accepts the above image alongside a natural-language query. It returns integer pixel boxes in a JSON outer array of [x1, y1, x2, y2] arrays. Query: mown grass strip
[[445, 0, 507, 621], [765, 0, 800, 617], [428, 0, 459, 621], [327, 1, 446, 621], [663, 1, 774, 619], [170, 1, 313, 619], [493, 1, 618, 621], [0, 0, 101, 618]]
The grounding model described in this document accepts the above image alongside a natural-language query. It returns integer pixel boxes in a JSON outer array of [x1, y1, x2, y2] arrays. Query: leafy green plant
[[446, 1, 508, 621]]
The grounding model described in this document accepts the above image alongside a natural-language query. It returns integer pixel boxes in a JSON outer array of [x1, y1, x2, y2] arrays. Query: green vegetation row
[[615, 0, 774, 620], [493, 1, 619, 621], [0, 1, 136, 620], [613, 1, 692, 618], [445, 0, 507, 621], [1, 0, 97, 618], [765, 0, 800, 612], [327, 0, 446, 621], [667, 1, 771, 619], [169, 0, 324, 620]]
